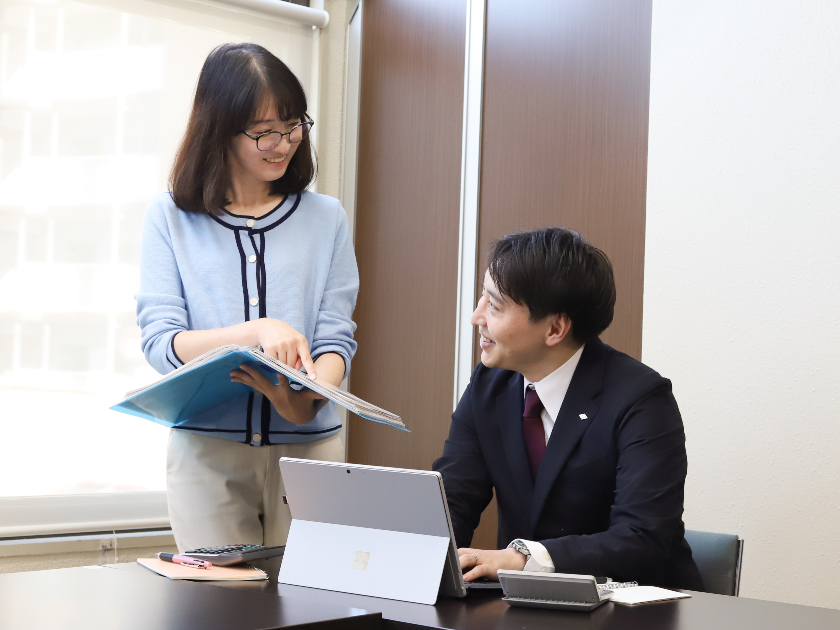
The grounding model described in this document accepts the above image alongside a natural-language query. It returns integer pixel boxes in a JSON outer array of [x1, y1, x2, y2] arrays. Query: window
[[0, 0, 318, 531]]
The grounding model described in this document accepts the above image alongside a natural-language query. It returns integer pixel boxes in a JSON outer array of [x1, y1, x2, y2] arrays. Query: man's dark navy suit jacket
[[433, 338, 703, 590]]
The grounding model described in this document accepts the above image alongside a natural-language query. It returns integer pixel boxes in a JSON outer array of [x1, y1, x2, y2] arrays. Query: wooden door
[[349, 0, 653, 552], [469, 0, 654, 549], [347, 0, 467, 470]]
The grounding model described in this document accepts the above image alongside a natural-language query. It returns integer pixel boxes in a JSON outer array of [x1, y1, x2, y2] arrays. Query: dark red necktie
[[523, 387, 546, 480]]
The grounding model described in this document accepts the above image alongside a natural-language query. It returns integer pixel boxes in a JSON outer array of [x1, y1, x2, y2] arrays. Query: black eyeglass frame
[[241, 119, 315, 151]]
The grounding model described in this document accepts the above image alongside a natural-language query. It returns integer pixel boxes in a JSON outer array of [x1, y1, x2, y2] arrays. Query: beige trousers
[[166, 429, 344, 553]]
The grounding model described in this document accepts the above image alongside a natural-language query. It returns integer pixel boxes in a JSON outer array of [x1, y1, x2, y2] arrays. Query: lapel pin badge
[[579, 413, 588, 420]]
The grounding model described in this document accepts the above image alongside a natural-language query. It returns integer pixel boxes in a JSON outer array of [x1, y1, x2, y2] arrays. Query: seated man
[[433, 228, 703, 590]]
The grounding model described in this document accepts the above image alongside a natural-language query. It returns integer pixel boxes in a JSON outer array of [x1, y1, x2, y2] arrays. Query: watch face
[[513, 540, 531, 556]]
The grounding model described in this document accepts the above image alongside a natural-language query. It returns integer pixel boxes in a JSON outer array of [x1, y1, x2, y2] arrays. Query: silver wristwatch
[[510, 539, 531, 558]]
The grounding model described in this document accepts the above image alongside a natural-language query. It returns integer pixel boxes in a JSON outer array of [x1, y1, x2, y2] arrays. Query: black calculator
[[183, 544, 285, 566]]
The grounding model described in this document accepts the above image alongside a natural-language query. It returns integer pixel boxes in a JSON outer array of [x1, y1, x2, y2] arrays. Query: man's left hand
[[457, 547, 526, 582]]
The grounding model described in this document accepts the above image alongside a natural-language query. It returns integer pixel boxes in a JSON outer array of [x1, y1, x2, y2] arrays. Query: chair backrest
[[684, 529, 744, 596]]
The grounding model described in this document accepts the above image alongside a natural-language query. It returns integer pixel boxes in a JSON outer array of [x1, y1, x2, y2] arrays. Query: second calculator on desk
[[183, 544, 285, 566]]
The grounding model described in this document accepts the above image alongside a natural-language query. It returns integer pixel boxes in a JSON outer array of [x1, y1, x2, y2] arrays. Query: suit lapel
[[530, 341, 606, 529], [496, 371, 535, 516]]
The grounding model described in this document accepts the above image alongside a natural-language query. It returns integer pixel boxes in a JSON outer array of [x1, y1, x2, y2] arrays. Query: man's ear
[[545, 314, 573, 347]]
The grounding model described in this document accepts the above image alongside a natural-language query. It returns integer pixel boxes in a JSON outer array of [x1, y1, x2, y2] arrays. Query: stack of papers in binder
[[111, 345, 406, 431]]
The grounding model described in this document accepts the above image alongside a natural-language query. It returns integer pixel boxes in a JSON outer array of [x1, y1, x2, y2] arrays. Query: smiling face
[[227, 98, 301, 187], [470, 271, 553, 376]]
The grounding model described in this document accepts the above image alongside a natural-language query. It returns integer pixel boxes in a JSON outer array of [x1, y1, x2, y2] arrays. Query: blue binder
[[111, 347, 407, 431]]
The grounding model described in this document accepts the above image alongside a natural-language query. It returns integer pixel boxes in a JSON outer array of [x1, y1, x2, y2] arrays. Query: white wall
[[644, 1, 840, 609]]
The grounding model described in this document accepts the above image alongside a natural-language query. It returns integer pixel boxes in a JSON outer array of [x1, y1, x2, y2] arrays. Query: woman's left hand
[[230, 364, 327, 425]]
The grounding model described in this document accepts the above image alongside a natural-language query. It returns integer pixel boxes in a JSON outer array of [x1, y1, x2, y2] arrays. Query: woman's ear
[[545, 313, 573, 347]]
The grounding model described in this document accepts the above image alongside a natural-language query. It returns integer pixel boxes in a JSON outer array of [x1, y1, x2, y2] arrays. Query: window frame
[[0, 492, 169, 538]]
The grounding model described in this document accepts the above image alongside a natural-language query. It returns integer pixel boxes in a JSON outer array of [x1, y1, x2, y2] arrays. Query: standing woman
[[136, 43, 358, 552]]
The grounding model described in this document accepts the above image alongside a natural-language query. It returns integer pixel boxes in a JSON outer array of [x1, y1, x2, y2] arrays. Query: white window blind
[[0, 0, 321, 535]]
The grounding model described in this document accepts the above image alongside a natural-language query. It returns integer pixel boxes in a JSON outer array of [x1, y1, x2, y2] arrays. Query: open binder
[[111, 345, 406, 431]]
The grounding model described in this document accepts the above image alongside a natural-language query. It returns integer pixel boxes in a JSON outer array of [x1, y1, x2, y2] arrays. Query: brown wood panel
[[469, 0, 653, 550], [477, 0, 653, 360], [347, 0, 466, 471]]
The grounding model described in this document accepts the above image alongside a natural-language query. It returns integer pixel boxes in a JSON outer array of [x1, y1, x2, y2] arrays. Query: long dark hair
[[170, 43, 316, 215]]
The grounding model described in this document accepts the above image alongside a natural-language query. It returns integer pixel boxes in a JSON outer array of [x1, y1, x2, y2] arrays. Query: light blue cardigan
[[136, 191, 359, 445]]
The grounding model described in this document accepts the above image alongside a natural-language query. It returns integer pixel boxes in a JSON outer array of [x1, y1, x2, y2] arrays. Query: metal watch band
[[511, 539, 531, 557]]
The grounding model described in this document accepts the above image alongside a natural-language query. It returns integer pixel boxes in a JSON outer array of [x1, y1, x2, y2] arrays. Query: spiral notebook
[[111, 345, 406, 431]]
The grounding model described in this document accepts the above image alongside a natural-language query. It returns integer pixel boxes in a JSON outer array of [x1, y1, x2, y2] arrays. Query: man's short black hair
[[487, 228, 616, 342]]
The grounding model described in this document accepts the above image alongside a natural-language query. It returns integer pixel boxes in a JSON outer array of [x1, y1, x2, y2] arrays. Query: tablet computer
[[277, 458, 467, 605]]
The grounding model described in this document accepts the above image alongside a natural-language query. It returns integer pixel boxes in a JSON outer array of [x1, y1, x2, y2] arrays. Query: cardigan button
[[253, 433, 261, 442], [250, 297, 259, 306], [246, 219, 255, 228]]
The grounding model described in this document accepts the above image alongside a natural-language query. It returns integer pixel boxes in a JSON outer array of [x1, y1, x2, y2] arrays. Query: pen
[[157, 552, 212, 569]]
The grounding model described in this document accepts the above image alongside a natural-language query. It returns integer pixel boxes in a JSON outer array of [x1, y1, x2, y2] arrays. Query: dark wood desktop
[[0, 563, 380, 630], [111, 557, 840, 630], [3, 557, 838, 630]]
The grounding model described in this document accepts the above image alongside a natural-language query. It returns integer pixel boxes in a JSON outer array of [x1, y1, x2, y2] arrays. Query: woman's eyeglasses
[[241, 120, 314, 151]]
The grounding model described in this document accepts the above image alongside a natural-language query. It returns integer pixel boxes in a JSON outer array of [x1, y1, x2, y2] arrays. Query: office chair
[[684, 529, 744, 596]]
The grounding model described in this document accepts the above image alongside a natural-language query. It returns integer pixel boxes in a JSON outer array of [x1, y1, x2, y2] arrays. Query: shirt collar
[[523, 343, 585, 421]]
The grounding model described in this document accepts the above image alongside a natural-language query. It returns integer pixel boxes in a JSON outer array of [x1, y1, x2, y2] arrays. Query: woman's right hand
[[253, 319, 317, 379]]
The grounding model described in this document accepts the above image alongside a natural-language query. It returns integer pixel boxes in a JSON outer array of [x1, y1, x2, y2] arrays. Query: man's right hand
[[458, 547, 527, 582]]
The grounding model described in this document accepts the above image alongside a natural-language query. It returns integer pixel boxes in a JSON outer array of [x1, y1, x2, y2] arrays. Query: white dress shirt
[[523, 343, 585, 444], [511, 343, 585, 573]]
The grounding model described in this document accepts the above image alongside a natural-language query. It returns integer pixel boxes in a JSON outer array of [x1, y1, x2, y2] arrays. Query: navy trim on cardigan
[[169, 335, 184, 366], [260, 395, 272, 445], [248, 231, 268, 320], [252, 194, 301, 233], [234, 230, 250, 322], [244, 392, 255, 444], [220, 196, 287, 221], [177, 426, 246, 433], [208, 193, 301, 233], [269, 425, 342, 435], [258, 233, 267, 319]]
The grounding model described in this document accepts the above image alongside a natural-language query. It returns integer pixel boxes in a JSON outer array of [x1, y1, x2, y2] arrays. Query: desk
[[0, 564, 380, 630], [111, 557, 840, 630], [4, 559, 839, 630]]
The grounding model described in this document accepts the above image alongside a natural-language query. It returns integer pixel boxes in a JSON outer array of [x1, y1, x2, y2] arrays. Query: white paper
[[608, 586, 691, 605]]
